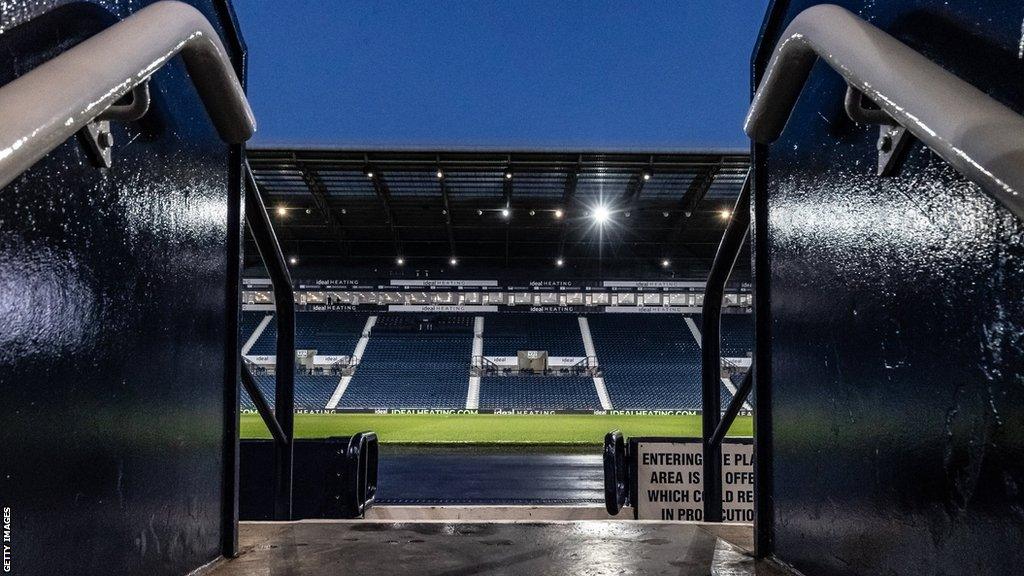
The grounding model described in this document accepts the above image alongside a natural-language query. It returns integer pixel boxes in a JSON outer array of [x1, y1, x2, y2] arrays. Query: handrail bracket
[[843, 85, 912, 176], [76, 81, 152, 169]]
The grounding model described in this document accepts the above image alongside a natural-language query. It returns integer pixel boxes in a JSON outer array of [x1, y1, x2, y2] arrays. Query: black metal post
[[701, 173, 751, 522], [240, 362, 288, 446], [244, 167, 295, 521], [216, 0, 247, 555], [709, 368, 753, 449]]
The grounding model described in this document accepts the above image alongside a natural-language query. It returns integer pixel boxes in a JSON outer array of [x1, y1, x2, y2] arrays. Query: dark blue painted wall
[[0, 2, 243, 575], [753, 2, 1024, 575]]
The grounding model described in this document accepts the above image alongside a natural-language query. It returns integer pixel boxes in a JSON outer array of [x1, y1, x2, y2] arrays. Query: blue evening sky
[[234, 1, 769, 150]]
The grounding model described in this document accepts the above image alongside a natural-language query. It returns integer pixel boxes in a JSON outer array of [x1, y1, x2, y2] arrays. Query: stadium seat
[[587, 314, 703, 409], [338, 313, 474, 409]]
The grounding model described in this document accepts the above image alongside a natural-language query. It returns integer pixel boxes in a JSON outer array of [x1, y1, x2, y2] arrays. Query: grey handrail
[[745, 4, 1024, 220], [0, 0, 255, 189]]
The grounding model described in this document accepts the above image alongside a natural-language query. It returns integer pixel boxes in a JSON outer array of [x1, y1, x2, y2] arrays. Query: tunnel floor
[[210, 520, 782, 576]]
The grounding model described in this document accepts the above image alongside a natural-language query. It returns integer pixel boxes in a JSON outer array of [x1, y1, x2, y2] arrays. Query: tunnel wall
[[0, 2, 245, 575], [752, 1, 1024, 575]]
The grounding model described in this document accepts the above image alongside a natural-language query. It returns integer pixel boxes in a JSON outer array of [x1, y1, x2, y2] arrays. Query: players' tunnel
[[0, 1, 1022, 575]]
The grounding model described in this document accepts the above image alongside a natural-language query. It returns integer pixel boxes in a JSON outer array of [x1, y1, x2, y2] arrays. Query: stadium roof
[[247, 148, 750, 279]]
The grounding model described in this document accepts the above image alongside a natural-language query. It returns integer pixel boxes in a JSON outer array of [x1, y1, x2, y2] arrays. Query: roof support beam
[[298, 164, 348, 256], [503, 169, 513, 267], [620, 173, 646, 216], [370, 172, 403, 258], [439, 176, 457, 259], [664, 164, 720, 258], [680, 162, 722, 217], [556, 163, 580, 258]]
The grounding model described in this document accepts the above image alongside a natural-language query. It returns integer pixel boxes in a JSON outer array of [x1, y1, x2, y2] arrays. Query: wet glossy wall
[[0, 2, 242, 575], [753, 2, 1024, 575]]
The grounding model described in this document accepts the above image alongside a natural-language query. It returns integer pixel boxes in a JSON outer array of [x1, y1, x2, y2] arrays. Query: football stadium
[[2, 1, 1023, 576]]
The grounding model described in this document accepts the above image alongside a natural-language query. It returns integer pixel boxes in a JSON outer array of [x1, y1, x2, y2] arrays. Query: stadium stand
[[247, 313, 278, 355], [479, 376, 602, 410], [475, 313, 600, 410], [587, 314, 703, 409], [240, 311, 270, 349], [720, 314, 754, 358], [242, 371, 341, 410], [239, 310, 752, 411], [482, 313, 585, 356], [296, 311, 368, 354], [337, 314, 473, 409]]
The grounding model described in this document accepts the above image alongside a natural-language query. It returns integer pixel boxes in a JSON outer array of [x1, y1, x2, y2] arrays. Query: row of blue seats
[[239, 311, 751, 410], [240, 371, 745, 412], [479, 376, 601, 410], [587, 314, 703, 409], [482, 313, 584, 356], [339, 331, 471, 409], [240, 372, 339, 410], [246, 311, 368, 356]]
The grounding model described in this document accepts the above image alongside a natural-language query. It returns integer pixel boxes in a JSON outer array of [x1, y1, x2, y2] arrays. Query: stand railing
[[745, 3, 1024, 220], [0, 0, 255, 189], [244, 166, 296, 520], [700, 171, 752, 522]]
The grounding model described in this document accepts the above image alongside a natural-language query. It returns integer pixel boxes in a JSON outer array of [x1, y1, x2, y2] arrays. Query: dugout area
[[2, 1, 1023, 576]]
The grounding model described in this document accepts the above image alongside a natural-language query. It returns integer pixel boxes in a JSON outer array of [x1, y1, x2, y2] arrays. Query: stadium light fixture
[[720, 209, 732, 219], [396, 257, 405, 266], [556, 258, 564, 267], [554, 209, 564, 219], [449, 257, 458, 266], [366, 170, 374, 179], [289, 256, 298, 265], [592, 205, 611, 224], [642, 172, 651, 181], [276, 206, 287, 216], [436, 169, 444, 179], [505, 171, 513, 179], [661, 259, 670, 268], [501, 208, 510, 218]]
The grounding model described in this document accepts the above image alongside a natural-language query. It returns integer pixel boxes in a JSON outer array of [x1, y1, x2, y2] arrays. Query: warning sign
[[635, 439, 753, 522], [722, 442, 754, 522]]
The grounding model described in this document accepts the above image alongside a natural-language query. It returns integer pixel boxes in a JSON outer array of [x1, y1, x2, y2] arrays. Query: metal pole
[[700, 174, 751, 522], [244, 168, 295, 520], [240, 362, 288, 447], [709, 368, 753, 449]]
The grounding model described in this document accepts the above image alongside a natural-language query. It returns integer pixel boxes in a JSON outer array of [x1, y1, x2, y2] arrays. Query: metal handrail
[[240, 362, 287, 446], [0, 0, 255, 189], [244, 166, 295, 520], [745, 4, 1024, 220], [700, 172, 751, 523], [709, 369, 753, 449]]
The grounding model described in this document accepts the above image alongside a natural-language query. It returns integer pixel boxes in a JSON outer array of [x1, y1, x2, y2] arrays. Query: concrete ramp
[[210, 521, 767, 576]]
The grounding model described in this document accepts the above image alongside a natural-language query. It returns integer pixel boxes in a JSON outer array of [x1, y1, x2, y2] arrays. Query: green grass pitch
[[240, 413, 753, 444]]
